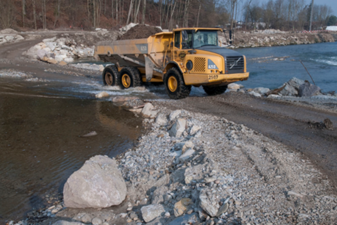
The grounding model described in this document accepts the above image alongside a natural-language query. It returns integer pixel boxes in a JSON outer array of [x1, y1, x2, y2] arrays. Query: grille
[[226, 56, 244, 74], [194, 57, 206, 72]]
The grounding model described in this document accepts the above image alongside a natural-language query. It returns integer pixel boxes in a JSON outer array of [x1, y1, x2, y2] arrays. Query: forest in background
[[0, 0, 336, 31]]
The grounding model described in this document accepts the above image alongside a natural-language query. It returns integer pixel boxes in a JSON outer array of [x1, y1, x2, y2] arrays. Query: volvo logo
[[229, 57, 242, 69]]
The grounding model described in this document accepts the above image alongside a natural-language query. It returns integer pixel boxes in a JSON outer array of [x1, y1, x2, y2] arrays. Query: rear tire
[[118, 67, 141, 89], [203, 85, 227, 96], [164, 67, 191, 99], [103, 66, 119, 86]]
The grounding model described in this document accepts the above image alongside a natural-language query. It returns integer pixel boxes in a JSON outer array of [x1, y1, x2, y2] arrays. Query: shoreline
[[7, 100, 337, 225], [1, 27, 337, 224]]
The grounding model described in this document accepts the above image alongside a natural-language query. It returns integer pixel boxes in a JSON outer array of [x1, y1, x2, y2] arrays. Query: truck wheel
[[119, 67, 141, 89], [203, 85, 228, 95], [103, 66, 119, 86], [164, 68, 191, 99]]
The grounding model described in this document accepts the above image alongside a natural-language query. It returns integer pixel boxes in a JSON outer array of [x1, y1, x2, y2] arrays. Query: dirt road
[[156, 92, 337, 189]]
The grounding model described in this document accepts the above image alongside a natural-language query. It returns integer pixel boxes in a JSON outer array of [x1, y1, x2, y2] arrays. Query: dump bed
[[95, 32, 173, 81]]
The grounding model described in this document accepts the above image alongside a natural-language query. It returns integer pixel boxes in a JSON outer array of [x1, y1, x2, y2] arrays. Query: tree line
[[243, 0, 336, 31], [0, 0, 336, 31]]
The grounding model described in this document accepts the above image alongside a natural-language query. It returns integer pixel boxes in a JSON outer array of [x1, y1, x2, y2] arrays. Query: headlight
[[208, 59, 218, 70], [186, 60, 193, 70]]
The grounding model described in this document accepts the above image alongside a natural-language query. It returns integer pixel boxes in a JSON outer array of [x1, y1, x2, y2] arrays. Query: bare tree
[[54, 0, 61, 28], [33, 0, 37, 29], [229, 0, 238, 30], [169, 0, 177, 30], [127, 0, 134, 25], [183, 0, 190, 27], [22, 0, 26, 27], [93, 0, 96, 28], [116, 0, 118, 24], [159, 0, 163, 27], [111, 0, 114, 22], [309, 0, 314, 31], [142, 0, 146, 24], [43, 0, 47, 29], [196, 0, 201, 27], [134, 0, 142, 23]]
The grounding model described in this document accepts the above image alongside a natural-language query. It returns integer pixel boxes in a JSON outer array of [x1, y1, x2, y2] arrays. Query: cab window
[[174, 31, 180, 48], [182, 30, 193, 49]]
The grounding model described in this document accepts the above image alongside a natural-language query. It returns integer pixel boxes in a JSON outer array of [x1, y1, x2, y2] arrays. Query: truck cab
[[163, 28, 248, 98]]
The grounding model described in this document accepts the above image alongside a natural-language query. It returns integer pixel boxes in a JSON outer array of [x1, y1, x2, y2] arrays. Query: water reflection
[[0, 80, 142, 222]]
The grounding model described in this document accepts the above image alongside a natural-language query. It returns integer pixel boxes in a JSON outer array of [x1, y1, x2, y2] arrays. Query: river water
[[236, 42, 337, 92], [0, 78, 142, 223]]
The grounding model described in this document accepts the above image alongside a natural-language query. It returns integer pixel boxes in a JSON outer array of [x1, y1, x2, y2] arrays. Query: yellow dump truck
[[95, 28, 249, 99]]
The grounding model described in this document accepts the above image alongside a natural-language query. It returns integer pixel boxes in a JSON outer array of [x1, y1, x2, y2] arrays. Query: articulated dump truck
[[95, 28, 249, 99]]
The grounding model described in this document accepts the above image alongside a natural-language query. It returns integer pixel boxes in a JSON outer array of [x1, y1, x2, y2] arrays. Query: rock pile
[[228, 77, 337, 99], [0, 29, 24, 45], [8, 100, 337, 224], [232, 31, 337, 48], [23, 37, 94, 64], [112, 104, 336, 224], [23, 30, 119, 65]]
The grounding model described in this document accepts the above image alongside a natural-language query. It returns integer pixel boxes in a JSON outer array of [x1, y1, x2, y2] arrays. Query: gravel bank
[[13, 103, 336, 225]]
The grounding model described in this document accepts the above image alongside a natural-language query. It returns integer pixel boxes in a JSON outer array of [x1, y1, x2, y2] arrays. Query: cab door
[[173, 31, 182, 62], [174, 30, 193, 66]]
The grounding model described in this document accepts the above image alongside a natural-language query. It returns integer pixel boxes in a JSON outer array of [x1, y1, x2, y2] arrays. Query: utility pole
[[309, 0, 314, 31]]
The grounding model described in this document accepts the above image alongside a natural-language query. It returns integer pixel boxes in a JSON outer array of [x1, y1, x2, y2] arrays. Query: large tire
[[118, 67, 141, 89], [203, 85, 228, 96], [103, 66, 119, 86], [164, 67, 191, 99]]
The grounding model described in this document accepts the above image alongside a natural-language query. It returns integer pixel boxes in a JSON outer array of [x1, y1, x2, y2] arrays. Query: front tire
[[203, 85, 227, 96], [118, 67, 141, 89], [103, 66, 119, 86], [164, 68, 191, 99]]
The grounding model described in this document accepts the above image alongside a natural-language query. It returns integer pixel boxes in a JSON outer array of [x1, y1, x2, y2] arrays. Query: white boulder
[[169, 118, 186, 137], [142, 103, 158, 118], [95, 92, 110, 98], [228, 83, 243, 90], [254, 87, 270, 95], [63, 155, 126, 208], [169, 110, 182, 121], [141, 204, 165, 222], [179, 149, 195, 162], [155, 113, 168, 126]]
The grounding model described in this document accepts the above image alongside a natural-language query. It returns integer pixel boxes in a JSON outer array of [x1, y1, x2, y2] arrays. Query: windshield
[[193, 30, 218, 48]]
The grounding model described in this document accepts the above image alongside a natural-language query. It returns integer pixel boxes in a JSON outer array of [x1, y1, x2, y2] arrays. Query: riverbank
[[7, 98, 336, 225], [222, 29, 337, 48], [2, 27, 337, 67], [1, 27, 337, 225]]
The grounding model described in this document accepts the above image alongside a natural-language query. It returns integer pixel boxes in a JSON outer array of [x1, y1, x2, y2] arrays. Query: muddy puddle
[[0, 78, 142, 222]]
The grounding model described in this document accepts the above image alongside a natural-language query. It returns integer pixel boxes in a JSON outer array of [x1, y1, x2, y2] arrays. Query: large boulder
[[279, 84, 298, 96], [141, 103, 158, 118], [298, 81, 321, 97], [63, 155, 126, 208], [199, 189, 220, 217], [279, 77, 305, 96], [169, 118, 186, 137], [141, 204, 165, 222]]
